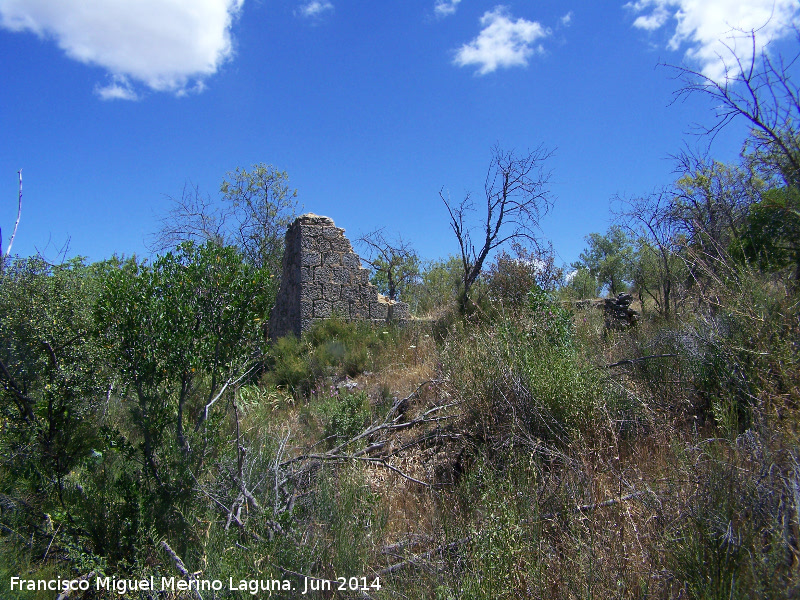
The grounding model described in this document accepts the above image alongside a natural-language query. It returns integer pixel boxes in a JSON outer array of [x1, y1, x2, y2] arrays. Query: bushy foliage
[[573, 225, 634, 296], [441, 298, 619, 450], [564, 266, 601, 300], [265, 318, 394, 395], [0, 257, 117, 570], [319, 389, 371, 444], [405, 255, 463, 315]]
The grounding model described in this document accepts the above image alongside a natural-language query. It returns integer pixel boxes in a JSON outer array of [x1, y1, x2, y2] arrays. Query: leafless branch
[[440, 145, 553, 308], [2, 170, 22, 268], [356, 228, 419, 301], [150, 182, 229, 254], [665, 28, 800, 185], [194, 362, 258, 432]]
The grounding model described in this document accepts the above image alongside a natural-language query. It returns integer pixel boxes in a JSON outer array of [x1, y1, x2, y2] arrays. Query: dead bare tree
[[614, 190, 685, 319], [356, 228, 419, 301], [150, 182, 228, 254], [440, 145, 553, 311], [668, 29, 800, 186]]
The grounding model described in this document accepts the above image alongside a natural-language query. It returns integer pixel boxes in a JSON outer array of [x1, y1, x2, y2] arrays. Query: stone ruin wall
[[268, 214, 410, 339]]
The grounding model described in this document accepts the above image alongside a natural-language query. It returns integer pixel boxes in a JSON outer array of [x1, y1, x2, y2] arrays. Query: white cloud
[[560, 11, 573, 27], [454, 6, 550, 75], [95, 76, 138, 101], [435, 0, 462, 18], [0, 0, 244, 99], [625, 0, 800, 81], [297, 1, 333, 19]]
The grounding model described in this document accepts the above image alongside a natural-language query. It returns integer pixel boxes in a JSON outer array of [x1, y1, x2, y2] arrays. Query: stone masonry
[[268, 214, 410, 339]]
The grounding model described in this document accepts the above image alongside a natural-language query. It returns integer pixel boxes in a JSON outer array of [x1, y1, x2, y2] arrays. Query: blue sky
[[1, 0, 798, 268]]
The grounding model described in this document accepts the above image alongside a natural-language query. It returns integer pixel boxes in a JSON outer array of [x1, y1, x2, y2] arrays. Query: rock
[[603, 293, 638, 329]]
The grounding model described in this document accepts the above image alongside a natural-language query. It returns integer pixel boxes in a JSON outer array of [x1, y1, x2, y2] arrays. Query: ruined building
[[268, 214, 410, 339]]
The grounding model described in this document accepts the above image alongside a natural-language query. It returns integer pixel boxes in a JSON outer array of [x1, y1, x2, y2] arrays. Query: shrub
[[265, 317, 391, 394], [267, 334, 313, 392], [316, 388, 371, 444], [442, 303, 625, 452]]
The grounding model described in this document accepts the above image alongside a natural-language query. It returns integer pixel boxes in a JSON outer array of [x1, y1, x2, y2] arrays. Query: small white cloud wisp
[[454, 6, 550, 75], [0, 0, 245, 99], [297, 1, 333, 19], [625, 0, 800, 82], [434, 0, 462, 18]]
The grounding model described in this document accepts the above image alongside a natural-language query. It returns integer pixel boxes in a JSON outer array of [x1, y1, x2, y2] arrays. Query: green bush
[[265, 317, 390, 394], [317, 388, 371, 444], [267, 334, 313, 392], [442, 303, 625, 451]]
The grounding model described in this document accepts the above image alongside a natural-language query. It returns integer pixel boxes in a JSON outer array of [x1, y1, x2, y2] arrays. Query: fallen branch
[[540, 490, 648, 520], [379, 537, 469, 576], [356, 456, 441, 488], [160, 540, 203, 600], [55, 572, 95, 600]]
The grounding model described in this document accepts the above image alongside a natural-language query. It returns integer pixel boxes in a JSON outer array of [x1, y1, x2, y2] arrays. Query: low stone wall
[[268, 214, 410, 339]]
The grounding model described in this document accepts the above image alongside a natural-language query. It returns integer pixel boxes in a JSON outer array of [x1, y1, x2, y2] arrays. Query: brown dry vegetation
[[177, 263, 796, 600], [1, 248, 798, 600]]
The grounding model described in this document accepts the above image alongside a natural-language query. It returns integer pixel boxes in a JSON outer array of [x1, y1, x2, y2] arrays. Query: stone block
[[305, 283, 323, 301], [322, 283, 341, 301], [342, 253, 361, 270], [314, 299, 332, 318], [370, 302, 388, 320], [351, 302, 370, 319], [330, 237, 352, 253], [361, 287, 378, 305], [342, 285, 359, 302], [389, 302, 410, 320], [322, 227, 342, 240], [332, 300, 350, 318], [332, 266, 351, 285], [313, 266, 331, 283], [323, 252, 342, 267], [301, 252, 321, 267], [300, 299, 313, 319]]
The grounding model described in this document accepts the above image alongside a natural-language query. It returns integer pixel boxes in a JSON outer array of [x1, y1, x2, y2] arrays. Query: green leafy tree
[[572, 225, 633, 296], [0, 256, 108, 546], [566, 267, 601, 300], [95, 242, 274, 487], [671, 155, 762, 265], [629, 237, 684, 316], [154, 163, 298, 274], [615, 192, 686, 319], [405, 256, 463, 315], [736, 186, 800, 279], [221, 164, 298, 271]]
